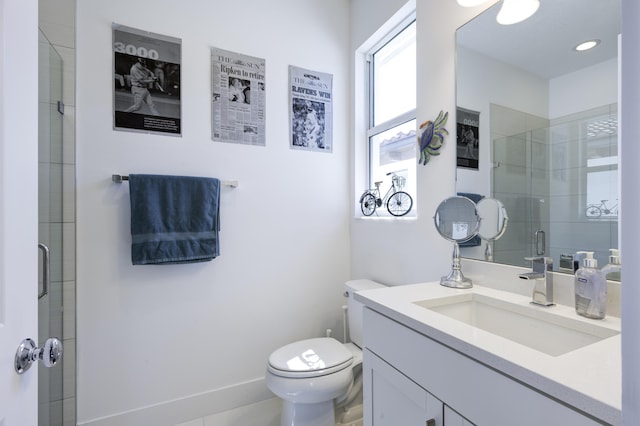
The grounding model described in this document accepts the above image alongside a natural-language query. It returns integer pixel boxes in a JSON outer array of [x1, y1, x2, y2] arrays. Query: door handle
[[38, 243, 50, 299], [426, 419, 436, 426], [15, 337, 63, 374]]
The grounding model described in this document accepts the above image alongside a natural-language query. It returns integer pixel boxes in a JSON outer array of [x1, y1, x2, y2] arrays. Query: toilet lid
[[268, 337, 353, 378]]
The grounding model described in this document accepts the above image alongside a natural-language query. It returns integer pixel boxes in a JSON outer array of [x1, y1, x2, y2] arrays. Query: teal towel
[[129, 174, 220, 265]]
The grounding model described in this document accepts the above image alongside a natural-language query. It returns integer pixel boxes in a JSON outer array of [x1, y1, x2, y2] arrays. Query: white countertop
[[355, 281, 621, 425]]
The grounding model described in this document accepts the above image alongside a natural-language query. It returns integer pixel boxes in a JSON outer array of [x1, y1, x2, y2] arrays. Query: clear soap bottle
[[574, 251, 607, 319]]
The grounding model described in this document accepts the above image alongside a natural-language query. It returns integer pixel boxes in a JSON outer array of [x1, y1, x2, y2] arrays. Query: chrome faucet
[[519, 257, 554, 306]]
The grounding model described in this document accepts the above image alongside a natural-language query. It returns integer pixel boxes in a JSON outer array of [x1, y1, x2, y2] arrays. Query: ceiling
[[456, 0, 621, 80]]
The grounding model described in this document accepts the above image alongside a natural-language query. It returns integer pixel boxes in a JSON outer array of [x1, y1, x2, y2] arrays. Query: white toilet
[[266, 280, 385, 426]]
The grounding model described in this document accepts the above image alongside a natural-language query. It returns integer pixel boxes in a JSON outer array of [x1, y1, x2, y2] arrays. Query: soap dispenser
[[574, 251, 607, 319], [600, 248, 622, 281]]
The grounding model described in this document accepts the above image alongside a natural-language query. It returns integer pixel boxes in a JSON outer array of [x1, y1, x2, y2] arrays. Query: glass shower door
[[491, 128, 550, 267], [38, 29, 64, 426]]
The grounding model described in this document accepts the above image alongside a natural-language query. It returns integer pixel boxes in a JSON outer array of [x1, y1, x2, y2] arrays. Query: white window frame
[[364, 14, 417, 217]]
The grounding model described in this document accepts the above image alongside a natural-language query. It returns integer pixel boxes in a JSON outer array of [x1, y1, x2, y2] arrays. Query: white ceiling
[[456, 0, 621, 80]]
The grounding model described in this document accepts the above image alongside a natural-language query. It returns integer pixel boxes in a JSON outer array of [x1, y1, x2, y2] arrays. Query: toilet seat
[[267, 337, 353, 379]]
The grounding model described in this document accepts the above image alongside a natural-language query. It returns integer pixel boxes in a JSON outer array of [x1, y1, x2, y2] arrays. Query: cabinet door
[[444, 405, 475, 426], [363, 349, 442, 426]]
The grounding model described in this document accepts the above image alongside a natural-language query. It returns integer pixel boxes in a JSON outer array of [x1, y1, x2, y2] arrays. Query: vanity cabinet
[[364, 347, 474, 425], [362, 307, 604, 426]]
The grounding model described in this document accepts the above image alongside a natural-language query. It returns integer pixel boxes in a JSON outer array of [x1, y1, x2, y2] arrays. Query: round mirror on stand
[[476, 198, 509, 262], [434, 196, 481, 288]]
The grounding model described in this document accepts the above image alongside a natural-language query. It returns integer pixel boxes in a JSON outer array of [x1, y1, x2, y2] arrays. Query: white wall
[[621, 1, 640, 422], [350, 0, 498, 286], [456, 45, 549, 198], [75, 1, 350, 424], [70, 0, 640, 424], [550, 58, 618, 119]]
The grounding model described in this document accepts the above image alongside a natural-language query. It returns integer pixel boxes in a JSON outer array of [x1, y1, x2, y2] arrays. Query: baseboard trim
[[77, 377, 273, 426]]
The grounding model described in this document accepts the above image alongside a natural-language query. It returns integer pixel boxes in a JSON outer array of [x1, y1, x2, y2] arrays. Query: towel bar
[[112, 174, 238, 188]]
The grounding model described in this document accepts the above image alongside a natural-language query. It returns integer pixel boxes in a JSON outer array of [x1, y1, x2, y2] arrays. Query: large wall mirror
[[455, 0, 621, 280]]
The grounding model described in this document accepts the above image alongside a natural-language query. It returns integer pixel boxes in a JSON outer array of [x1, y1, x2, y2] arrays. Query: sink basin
[[414, 293, 619, 356]]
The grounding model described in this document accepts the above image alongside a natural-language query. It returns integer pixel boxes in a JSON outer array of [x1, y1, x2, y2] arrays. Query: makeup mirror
[[476, 198, 508, 241], [476, 198, 508, 261], [434, 196, 480, 288]]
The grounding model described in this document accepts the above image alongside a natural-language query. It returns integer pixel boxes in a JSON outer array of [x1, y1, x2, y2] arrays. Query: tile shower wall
[[39, 0, 77, 425], [490, 103, 619, 270], [547, 104, 619, 269]]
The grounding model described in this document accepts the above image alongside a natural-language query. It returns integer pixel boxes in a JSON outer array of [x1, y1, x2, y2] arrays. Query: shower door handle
[[38, 243, 50, 299]]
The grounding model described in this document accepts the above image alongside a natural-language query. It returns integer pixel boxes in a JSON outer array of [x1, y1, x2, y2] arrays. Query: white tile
[[63, 280, 75, 339], [48, 280, 64, 338], [39, 162, 52, 221], [56, 46, 76, 108], [50, 105, 64, 164], [50, 162, 64, 223], [39, 21, 75, 50], [62, 105, 75, 164], [39, 101, 52, 160], [63, 164, 75, 222], [62, 339, 76, 400], [174, 419, 204, 426], [48, 222, 64, 282], [63, 397, 76, 426], [39, 400, 51, 426], [39, 0, 75, 49], [203, 398, 281, 426], [62, 223, 75, 281]]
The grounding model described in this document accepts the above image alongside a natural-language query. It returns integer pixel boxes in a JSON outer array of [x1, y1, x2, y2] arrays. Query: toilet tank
[[344, 279, 386, 347]]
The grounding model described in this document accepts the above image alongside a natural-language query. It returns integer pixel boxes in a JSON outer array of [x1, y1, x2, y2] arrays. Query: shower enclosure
[[492, 105, 619, 271], [38, 29, 67, 426]]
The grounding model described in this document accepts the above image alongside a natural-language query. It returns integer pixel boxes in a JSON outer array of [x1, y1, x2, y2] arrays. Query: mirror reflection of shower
[[491, 104, 618, 271]]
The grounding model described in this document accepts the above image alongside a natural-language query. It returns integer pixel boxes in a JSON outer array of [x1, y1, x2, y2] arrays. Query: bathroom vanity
[[357, 282, 621, 425]]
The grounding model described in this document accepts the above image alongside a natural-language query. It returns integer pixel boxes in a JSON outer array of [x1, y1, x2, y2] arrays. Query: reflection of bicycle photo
[[360, 172, 413, 217], [586, 199, 618, 218]]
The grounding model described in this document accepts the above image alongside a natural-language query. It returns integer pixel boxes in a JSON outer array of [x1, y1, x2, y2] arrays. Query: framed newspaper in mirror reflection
[[211, 47, 266, 146], [289, 66, 333, 153]]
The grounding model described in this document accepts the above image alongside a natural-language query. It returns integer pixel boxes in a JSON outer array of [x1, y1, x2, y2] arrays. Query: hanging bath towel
[[129, 174, 220, 265]]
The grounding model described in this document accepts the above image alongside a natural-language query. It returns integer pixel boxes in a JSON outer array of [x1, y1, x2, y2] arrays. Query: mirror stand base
[[440, 272, 473, 289], [441, 242, 473, 289]]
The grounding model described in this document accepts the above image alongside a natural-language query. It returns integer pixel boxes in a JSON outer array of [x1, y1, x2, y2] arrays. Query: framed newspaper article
[[113, 24, 181, 135], [289, 66, 333, 153], [211, 47, 266, 146], [456, 107, 479, 170]]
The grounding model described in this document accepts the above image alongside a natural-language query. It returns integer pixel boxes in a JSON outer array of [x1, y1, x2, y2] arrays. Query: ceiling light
[[574, 39, 601, 52], [457, 0, 489, 6], [496, 0, 540, 25]]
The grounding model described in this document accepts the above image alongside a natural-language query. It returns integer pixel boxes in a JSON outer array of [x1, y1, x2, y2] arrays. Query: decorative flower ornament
[[418, 110, 449, 165]]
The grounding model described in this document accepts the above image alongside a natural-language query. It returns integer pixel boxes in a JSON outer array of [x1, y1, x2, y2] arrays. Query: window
[[366, 18, 416, 215], [583, 114, 618, 219]]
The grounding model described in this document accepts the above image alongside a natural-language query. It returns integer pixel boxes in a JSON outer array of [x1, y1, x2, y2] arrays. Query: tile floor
[[173, 398, 364, 426]]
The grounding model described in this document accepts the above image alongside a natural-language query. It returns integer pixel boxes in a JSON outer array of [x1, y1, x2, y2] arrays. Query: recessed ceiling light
[[574, 39, 601, 52]]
